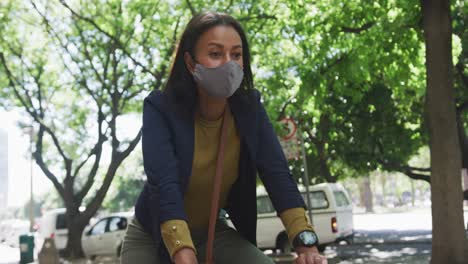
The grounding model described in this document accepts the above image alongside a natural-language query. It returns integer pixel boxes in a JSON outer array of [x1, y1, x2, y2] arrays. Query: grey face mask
[[192, 60, 244, 98]]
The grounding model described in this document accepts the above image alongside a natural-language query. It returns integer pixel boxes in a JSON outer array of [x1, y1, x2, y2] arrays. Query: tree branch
[[74, 110, 108, 203], [58, 0, 161, 81], [304, 124, 337, 183], [238, 14, 277, 22], [73, 108, 106, 179], [455, 61, 468, 91], [319, 53, 348, 75], [118, 128, 142, 159], [0, 52, 71, 166], [185, 0, 196, 16], [341, 22, 375, 33], [378, 159, 431, 183], [73, 21, 106, 86], [277, 96, 295, 121], [83, 127, 142, 215], [456, 100, 468, 114], [154, 16, 181, 90], [401, 171, 431, 182], [34, 125, 66, 199], [31, 2, 106, 105]]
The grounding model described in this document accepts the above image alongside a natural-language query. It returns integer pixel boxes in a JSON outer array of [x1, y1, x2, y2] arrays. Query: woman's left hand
[[294, 246, 328, 264]]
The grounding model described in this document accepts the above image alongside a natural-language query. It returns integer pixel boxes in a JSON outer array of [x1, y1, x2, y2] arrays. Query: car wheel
[[85, 255, 96, 264], [345, 235, 354, 245], [317, 244, 326, 252], [277, 232, 293, 254], [117, 244, 122, 257]]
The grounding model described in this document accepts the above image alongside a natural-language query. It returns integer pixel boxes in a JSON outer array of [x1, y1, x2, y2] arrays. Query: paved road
[[268, 229, 433, 264], [2, 208, 467, 264], [0, 230, 434, 264]]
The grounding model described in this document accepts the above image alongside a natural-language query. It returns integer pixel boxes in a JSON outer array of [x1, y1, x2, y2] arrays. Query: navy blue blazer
[[134, 88, 306, 256]]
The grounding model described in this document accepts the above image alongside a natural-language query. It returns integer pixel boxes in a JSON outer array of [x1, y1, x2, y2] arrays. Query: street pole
[[298, 127, 313, 226], [27, 127, 34, 233]]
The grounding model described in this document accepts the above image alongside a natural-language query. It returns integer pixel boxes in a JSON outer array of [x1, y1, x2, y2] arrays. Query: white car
[[251, 183, 354, 252], [38, 207, 92, 253], [81, 211, 133, 259], [37, 208, 69, 251]]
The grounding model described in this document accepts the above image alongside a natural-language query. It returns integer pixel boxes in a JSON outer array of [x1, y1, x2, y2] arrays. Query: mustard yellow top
[[160, 109, 313, 258]]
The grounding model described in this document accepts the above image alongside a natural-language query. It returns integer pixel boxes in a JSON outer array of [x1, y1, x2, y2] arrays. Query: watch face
[[300, 231, 318, 246]]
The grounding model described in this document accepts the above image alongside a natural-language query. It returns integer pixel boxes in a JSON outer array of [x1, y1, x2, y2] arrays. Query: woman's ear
[[184, 52, 195, 74]]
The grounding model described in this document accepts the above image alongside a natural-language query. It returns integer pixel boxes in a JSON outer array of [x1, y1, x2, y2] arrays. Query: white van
[[254, 183, 354, 252], [37, 208, 68, 251], [37, 207, 90, 252]]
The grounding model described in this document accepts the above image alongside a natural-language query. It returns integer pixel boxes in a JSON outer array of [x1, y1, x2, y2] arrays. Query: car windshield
[[301, 191, 329, 209], [91, 219, 107, 235], [109, 217, 124, 232], [333, 190, 351, 207], [257, 190, 330, 214]]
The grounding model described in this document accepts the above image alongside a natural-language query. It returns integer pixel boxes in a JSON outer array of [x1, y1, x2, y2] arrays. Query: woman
[[121, 11, 327, 264]]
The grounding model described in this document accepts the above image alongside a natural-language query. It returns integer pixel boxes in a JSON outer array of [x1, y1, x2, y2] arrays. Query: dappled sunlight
[[323, 244, 431, 264]]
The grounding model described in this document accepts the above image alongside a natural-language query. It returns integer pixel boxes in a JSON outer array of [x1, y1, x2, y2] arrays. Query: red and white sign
[[278, 118, 300, 160]]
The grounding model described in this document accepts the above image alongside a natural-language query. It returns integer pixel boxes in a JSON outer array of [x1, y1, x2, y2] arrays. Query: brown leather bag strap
[[205, 105, 230, 264]]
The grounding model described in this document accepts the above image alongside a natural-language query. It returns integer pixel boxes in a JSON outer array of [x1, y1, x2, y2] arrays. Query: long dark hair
[[163, 11, 254, 115]]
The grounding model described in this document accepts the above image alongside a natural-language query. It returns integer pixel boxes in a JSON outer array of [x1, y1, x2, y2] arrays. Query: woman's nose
[[223, 54, 232, 63]]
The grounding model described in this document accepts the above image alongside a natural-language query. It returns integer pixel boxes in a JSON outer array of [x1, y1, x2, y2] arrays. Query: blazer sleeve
[[254, 90, 306, 215], [142, 97, 188, 223]]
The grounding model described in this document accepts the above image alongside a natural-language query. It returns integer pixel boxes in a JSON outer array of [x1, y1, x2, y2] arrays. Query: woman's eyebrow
[[207, 42, 242, 49], [207, 42, 224, 48]]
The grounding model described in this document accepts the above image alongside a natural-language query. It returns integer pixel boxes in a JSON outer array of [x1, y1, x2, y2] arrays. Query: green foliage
[[101, 151, 145, 212], [249, 0, 429, 181], [1, 0, 466, 194]]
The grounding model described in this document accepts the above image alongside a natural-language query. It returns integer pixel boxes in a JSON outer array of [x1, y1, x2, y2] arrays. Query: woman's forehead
[[196, 25, 242, 49]]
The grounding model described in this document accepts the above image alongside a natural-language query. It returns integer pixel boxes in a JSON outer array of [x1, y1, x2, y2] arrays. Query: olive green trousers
[[120, 218, 274, 264]]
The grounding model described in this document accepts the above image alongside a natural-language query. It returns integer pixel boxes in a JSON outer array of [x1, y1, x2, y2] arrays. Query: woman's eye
[[233, 53, 242, 60], [209, 52, 222, 58]]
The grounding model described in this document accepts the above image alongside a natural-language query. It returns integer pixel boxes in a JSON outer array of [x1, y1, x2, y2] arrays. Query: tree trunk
[[64, 221, 87, 259], [456, 110, 468, 170], [359, 176, 374, 213], [60, 207, 89, 259], [421, 0, 467, 263], [381, 172, 387, 206], [410, 180, 415, 207], [463, 169, 468, 205]]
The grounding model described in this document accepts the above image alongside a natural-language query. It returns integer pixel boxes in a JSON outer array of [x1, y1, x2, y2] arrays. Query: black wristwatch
[[292, 230, 319, 248]]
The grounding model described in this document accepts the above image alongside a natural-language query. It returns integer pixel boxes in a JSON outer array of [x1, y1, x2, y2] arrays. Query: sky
[[0, 110, 52, 208]]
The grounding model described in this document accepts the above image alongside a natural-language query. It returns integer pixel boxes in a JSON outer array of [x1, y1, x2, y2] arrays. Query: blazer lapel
[[179, 111, 195, 193]]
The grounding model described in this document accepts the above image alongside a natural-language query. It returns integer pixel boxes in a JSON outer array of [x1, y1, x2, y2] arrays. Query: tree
[[358, 176, 374, 212], [254, 0, 430, 183], [0, 0, 163, 257], [452, 1, 468, 199], [0, 0, 284, 258], [101, 151, 145, 213], [1, 0, 466, 259], [421, 0, 467, 263]]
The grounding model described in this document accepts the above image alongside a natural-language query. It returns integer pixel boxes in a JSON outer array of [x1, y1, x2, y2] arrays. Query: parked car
[[37, 208, 69, 251], [81, 211, 133, 260], [245, 183, 354, 252], [37, 207, 91, 253]]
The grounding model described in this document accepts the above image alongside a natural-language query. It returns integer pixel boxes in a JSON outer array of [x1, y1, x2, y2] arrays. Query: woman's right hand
[[173, 248, 198, 264]]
